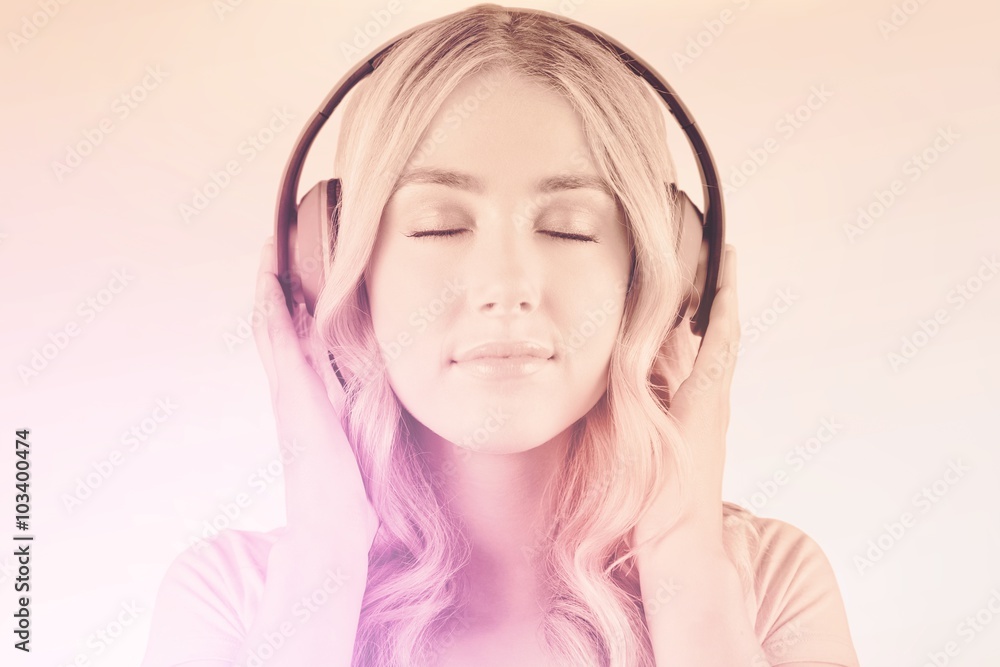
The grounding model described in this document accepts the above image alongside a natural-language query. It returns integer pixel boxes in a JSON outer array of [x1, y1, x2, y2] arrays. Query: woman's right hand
[[252, 236, 380, 561], [231, 237, 373, 666]]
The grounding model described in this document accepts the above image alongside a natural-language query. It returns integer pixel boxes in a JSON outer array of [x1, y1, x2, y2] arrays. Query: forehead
[[400, 71, 603, 195]]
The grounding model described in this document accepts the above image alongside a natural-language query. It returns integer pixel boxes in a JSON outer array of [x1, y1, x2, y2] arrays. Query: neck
[[410, 416, 573, 626]]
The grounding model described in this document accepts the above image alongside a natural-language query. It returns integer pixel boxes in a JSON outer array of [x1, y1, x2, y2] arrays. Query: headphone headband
[[275, 6, 724, 336]]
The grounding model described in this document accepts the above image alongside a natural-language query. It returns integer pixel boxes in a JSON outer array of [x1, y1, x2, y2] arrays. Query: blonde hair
[[313, 4, 761, 665]]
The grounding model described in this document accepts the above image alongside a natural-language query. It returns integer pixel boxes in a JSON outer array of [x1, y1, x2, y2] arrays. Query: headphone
[[274, 6, 724, 389]]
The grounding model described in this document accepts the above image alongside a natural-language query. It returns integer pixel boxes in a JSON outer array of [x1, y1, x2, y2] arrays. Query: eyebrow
[[390, 167, 615, 200]]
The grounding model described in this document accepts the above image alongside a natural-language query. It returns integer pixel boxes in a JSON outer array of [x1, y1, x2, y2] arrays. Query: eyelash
[[408, 230, 597, 243]]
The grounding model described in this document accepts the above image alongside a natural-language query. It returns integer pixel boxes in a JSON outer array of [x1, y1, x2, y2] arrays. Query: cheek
[[368, 243, 444, 353], [368, 239, 460, 338], [368, 272, 458, 397], [554, 271, 627, 364], [369, 285, 443, 376]]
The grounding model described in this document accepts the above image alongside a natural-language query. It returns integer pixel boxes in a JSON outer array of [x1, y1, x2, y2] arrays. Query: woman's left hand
[[634, 244, 741, 555]]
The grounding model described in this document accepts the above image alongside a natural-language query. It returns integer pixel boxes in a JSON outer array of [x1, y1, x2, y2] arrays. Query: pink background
[[1, 0, 998, 664]]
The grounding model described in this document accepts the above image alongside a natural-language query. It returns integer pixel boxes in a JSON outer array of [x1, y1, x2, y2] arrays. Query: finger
[[253, 239, 278, 385], [294, 306, 348, 419], [712, 245, 740, 392], [265, 283, 313, 390], [288, 268, 307, 312], [722, 244, 739, 344], [687, 246, 740, 397], [659, 314, 700, 403], [717, 243, 740, 363], [254, 238, 312, 393]]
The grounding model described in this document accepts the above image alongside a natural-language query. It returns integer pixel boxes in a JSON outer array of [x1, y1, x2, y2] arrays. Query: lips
[[452, 341, 554, 363]]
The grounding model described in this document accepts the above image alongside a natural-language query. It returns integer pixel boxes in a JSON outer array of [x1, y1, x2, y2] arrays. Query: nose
[[468, 221, 541, 317]]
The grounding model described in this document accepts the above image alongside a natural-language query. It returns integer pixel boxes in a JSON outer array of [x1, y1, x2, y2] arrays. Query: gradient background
[[2, 0, 998, 664]]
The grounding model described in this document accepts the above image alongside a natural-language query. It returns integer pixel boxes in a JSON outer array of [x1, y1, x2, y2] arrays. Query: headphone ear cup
[[670, 185, 711, 335], [290, 179, 340, 316], [288, 178, 348, 390]]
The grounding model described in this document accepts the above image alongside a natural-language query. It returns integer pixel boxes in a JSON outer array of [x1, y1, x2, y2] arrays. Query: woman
[[142, 5, 860, 666]]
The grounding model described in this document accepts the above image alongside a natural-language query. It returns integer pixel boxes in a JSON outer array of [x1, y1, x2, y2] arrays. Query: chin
[[394, 372, 603, 455], [455, 436, 546, 457], [445, 410, 582, 457]]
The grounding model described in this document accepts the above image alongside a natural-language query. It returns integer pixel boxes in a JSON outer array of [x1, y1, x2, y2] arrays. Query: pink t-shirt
[[140, 515, 860, 666]]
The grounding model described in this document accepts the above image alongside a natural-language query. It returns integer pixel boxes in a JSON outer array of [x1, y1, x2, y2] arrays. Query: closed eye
[[406, 229, 466, 239], [406, 230, 597, 242], [543, 231, 598, 243]]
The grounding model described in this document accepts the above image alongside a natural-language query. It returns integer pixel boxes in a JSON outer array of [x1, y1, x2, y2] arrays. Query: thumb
[[294, 303, 347, 420]]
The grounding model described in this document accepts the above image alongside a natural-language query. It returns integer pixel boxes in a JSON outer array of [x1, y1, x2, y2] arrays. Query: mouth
[[452, 341, 555, 363], [450, 355, 552, 380]]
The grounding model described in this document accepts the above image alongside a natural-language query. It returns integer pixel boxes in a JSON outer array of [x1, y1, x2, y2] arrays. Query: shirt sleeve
[[752, 517, 861, 667], [140, 529, 277, 667]]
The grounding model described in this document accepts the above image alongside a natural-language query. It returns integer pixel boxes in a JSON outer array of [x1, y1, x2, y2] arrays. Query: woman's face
[[365, 70, 632, 455]]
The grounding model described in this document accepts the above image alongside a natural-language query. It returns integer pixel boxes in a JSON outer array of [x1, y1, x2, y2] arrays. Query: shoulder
[[724, 505, 861, 666], [160, 526, 285, 615], [140, 527, 286, 667], [171, 526, 285, 581]]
